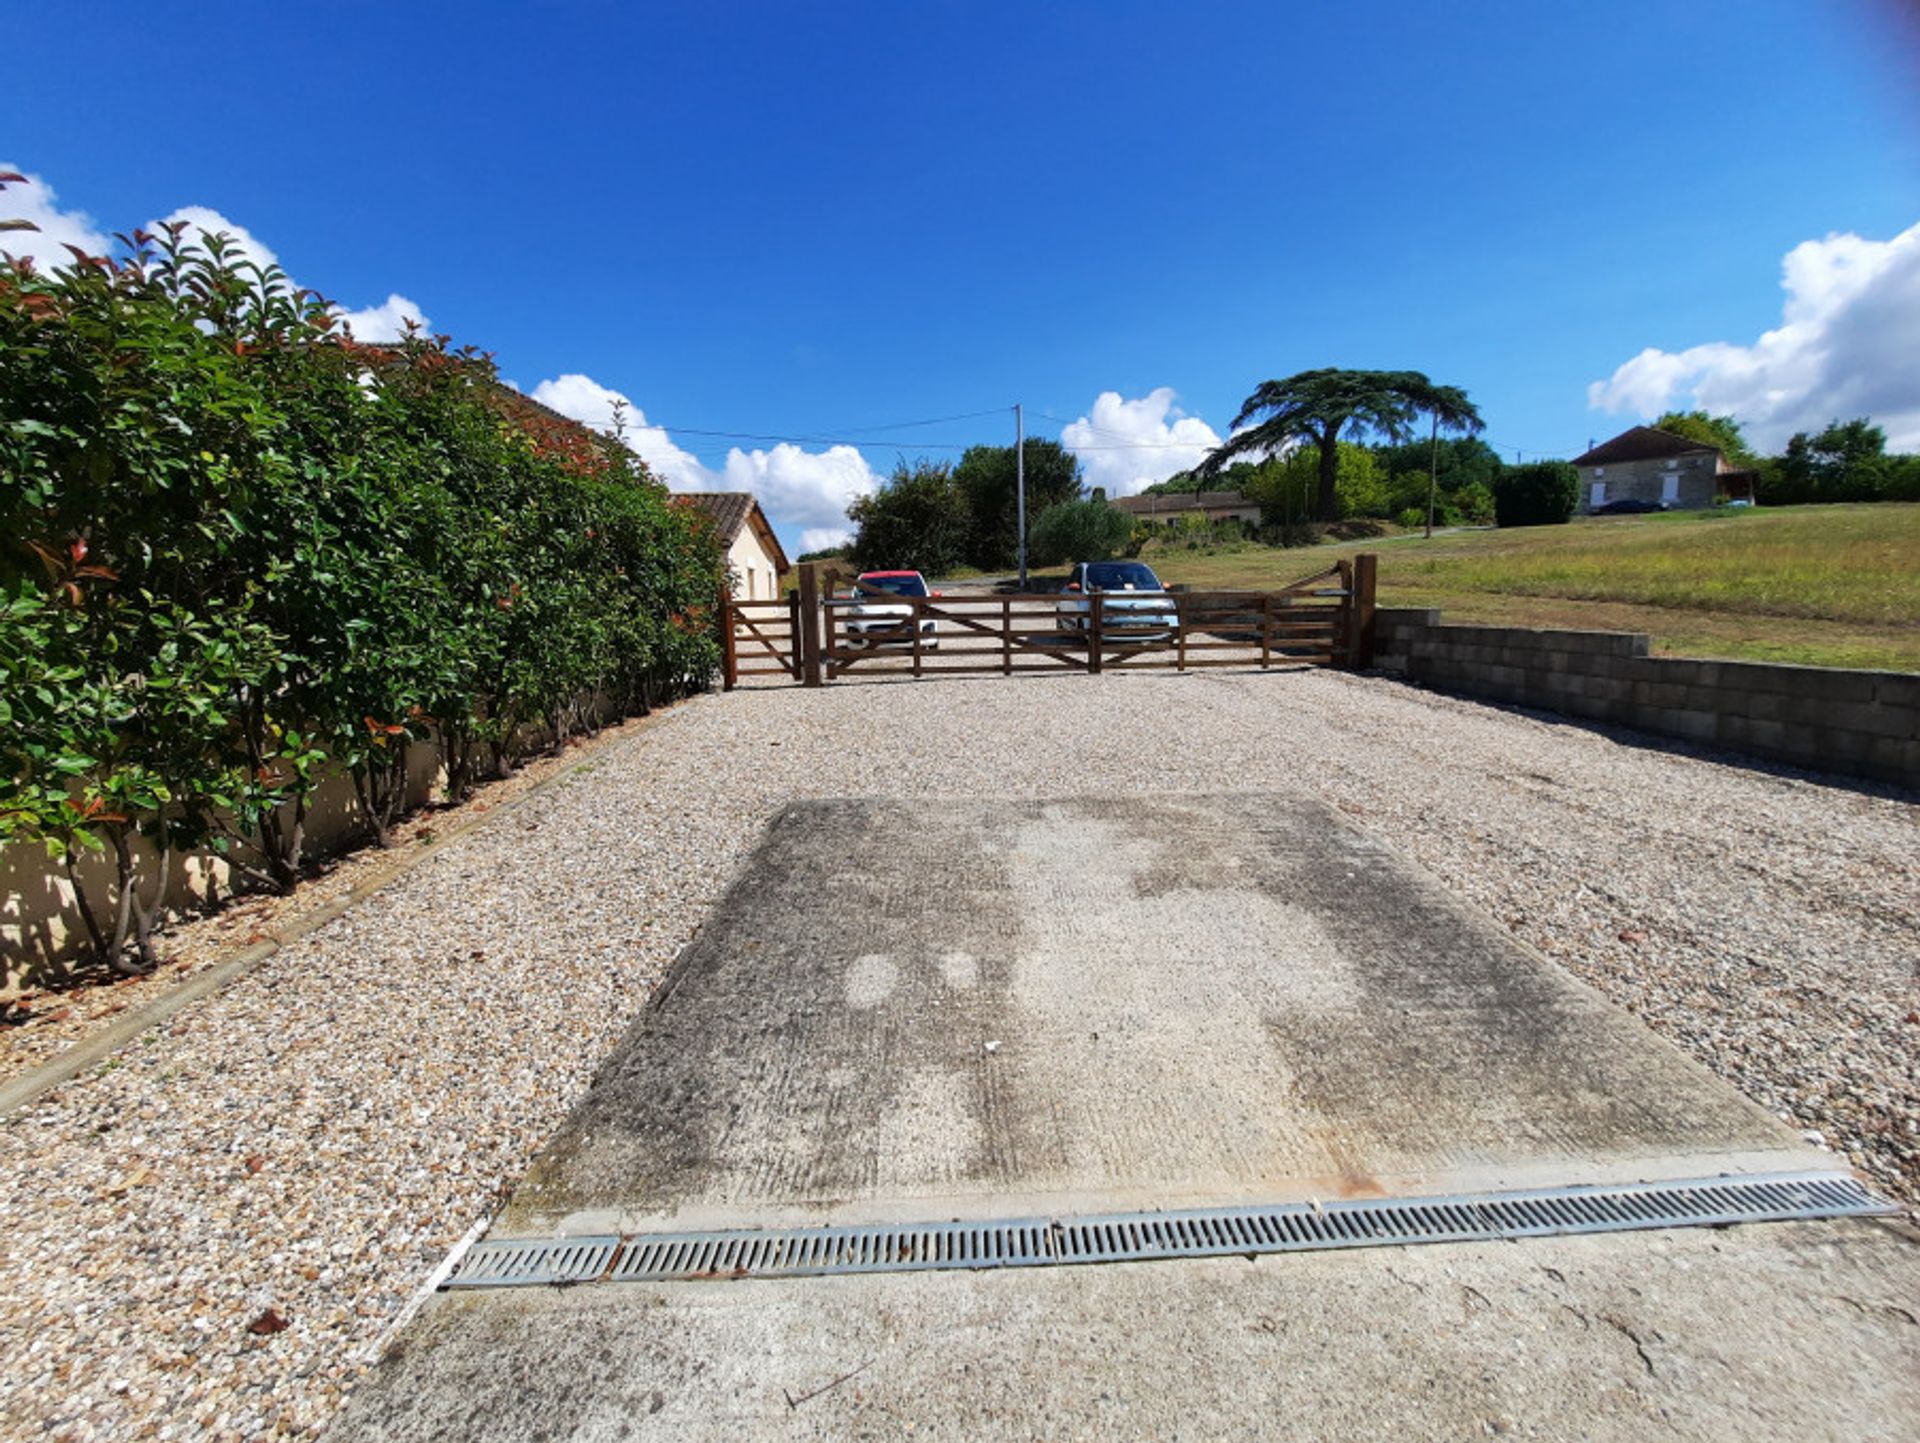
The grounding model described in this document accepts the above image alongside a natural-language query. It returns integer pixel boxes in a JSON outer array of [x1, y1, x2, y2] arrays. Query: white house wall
[[728, 529, 784, 601]]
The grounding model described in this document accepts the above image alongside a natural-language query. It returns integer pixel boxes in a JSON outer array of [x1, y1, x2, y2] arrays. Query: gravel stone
[[0, 668, 1913, 1441]]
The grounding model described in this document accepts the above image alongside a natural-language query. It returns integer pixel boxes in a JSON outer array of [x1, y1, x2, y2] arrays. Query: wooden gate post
[[719, 585, 738, 691], [1352, 552, 1378, 669], [786, 589, 803, 680], [1335, 560, 1355, 667], [797, 562, 824, 688], [1088, 593, 1105, 675]]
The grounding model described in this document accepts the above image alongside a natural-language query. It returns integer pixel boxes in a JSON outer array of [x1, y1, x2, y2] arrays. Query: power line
[[645, 426, 978, 449], [634, 424, 1215, 453], [826, 406, 1012, 435], [1027, 408, 1220, 450], [641, 406, 1013, 451], [637, 407, 1547, 458]]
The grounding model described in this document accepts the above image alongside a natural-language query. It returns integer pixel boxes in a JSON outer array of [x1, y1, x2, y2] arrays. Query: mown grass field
[[1140, 503, 1920, 672]]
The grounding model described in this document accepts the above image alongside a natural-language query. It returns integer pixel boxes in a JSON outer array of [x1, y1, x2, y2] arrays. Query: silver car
[[1055, 560, 1179, 641]]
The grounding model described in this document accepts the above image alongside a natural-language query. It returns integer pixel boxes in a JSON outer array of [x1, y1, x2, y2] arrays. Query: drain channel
[[444, 1170, 1892, 1290]]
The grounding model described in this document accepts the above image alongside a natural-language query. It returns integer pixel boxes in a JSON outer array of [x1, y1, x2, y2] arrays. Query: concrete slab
[[330, 794, 1914, 1442], [328, 1218, 1920, 1442], [504, 795, 1810, 1237]]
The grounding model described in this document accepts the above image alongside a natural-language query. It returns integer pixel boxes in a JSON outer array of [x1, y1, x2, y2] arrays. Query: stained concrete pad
[[333, 1220, 1919, 1443], [328, 796, 1918, 1441], [502, 795, 1809, 1237]]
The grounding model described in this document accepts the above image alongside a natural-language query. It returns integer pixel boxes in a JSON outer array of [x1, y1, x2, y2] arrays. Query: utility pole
[[1423, 412, 1440, 540], [1015, 402, 1027, 589]]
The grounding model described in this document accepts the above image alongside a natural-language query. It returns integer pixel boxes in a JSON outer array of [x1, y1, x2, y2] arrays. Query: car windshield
[[856, 574, 928, 598], [1085, 562, 1162, 591]]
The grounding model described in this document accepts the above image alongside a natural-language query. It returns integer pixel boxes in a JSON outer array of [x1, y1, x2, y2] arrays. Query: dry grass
[[1142, 504, 1920, 671]]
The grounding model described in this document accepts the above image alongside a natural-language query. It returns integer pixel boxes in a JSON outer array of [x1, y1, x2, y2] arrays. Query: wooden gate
[[719, 592, 802, 686], [722, 555, 1376, 689]]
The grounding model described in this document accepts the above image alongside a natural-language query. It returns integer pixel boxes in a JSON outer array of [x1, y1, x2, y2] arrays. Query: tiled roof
[[676, 492, 754, 542], [675, 493, 790, 573], [1572, 427, 1718, 467]]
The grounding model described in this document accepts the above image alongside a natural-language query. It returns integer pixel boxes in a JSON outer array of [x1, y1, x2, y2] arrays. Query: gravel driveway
[[1, 668, 1914, 1441]]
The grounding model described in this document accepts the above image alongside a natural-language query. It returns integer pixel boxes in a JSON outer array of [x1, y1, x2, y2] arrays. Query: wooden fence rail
[[722, 554, 1376, 689]]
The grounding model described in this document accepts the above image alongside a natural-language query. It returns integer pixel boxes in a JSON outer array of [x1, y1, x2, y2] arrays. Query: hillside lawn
[[1130, 503, 1920, 674]]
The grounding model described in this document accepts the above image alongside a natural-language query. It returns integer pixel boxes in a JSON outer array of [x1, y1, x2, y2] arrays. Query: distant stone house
[[676, 492, 790, 601], [1571, 427, 1758, 512], [1112, 490, 1262, 526]]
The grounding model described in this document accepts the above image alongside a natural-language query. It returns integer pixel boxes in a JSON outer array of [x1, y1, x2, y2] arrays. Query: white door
[[1590, 481, 1607, 508], [1661, 473, 1680, 505]]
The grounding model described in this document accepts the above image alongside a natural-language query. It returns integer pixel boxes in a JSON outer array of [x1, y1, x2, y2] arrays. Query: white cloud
[[1060, 388, 1222, 496], [529, 373, 885, 544], [3, 176, 434, 339], [1588, 219, 1920, 450], [721, 443, 882, 536], [335, 293, 427, 343], [799, 525, 854, 553], [0, 164, 112, 271], [152, 204, 432, 341], [152, 204, 281, 274], [530, 374, 713, 491]]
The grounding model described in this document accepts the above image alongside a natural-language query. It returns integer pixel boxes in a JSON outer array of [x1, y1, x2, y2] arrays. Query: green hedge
[[1, 228, 724, 973], [1493, 461, 1579, 527]]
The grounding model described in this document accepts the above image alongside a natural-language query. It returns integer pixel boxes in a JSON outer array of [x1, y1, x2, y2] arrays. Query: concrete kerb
[[0, 701, 699, 1120]]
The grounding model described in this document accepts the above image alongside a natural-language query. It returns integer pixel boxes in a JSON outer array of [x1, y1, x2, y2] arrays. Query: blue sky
[[8, 0, 1919, 551]]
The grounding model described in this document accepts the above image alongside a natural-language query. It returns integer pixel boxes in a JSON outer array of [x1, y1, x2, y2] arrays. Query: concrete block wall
[[1373, 608, 1919, 789]]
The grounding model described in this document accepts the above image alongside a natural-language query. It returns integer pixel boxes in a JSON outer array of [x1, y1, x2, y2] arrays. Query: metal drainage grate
[[445, 1235, 619, 1288], [445, 1171, 1891, 1290]]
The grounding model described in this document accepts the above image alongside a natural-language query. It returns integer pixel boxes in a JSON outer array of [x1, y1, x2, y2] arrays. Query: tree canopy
[[1770, 418, 1893, 503], [952, 439, 1082, 569], [1651, 410, 1756, 466], [1200, 369, 1483, 521], [845, 460, 971, 576], [1241, 443, 1386, 523], [1028, 496, 1133, 566]]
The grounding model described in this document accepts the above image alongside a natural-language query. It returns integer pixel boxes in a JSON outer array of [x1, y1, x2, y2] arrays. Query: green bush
[[1, 227, 723, 974], [846, 460, 971, 575], [1028, 497, 1135, 565], [1492, 461, 1579, 527], [1452, 481, 1496, 525]]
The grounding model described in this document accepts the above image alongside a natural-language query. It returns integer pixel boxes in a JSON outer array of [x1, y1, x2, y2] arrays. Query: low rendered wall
[[1, 687, 640, 985], [1372, 608, 1919, 789], [1, 743, 443, 986]]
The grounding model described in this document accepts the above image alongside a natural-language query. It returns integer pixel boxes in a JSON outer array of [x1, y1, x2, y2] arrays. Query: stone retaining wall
[[1372, 608, 1919, 789]]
